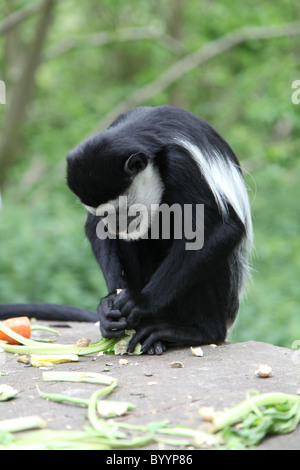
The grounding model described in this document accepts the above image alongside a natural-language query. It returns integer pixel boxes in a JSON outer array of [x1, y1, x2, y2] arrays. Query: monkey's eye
[[124, 152, 148, 177]]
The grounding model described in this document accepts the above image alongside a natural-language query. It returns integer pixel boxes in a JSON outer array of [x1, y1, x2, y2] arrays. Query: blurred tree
[[0, 0, 57, 185]]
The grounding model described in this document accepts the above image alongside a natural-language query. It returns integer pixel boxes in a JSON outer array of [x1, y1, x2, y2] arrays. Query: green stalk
[[42, 370, 116, 385], [1, 424, 154, 450], [213, 392, 300, 431], [36, 384, 90, 407], [0, 322, 141, 356], [31, 324, 61, 342], [31, 325, 60, 334], [0, 338, 117, 356], [87, 387, 120, 437], [0, 428, 112, 450], [117, 421, 219, 447], [0, 322, 121, 356], [37, 379, 118, 406], [0, 415, 46, 433], [0, 322, 45, 347]]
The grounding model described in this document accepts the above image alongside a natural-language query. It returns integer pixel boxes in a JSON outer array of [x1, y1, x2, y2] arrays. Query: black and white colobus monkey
[[0, 106, 253, 355], [67, 105, 253, 354]]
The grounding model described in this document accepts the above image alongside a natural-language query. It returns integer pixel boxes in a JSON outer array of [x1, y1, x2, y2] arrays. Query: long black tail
[[0, 303, 97, 322]]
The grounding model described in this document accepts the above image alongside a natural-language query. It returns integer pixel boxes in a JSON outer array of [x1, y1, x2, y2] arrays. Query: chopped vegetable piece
[[169, 361, 184, 368], [42, 371, 116, 385], [255, 364, 273, 378], [0, 384, 18, 401], [0, 415, 46, 432], [212, 391, 300, 431], [198, 406, 216, 422], [190, 346, 204, 357], [17, 355, 30, 364], [119, 358, 128, 365], [0, 317, 31, 345], [97, 400, 132, 418], [113, 330, 142, 355], [74, 338, 91, 347], [31, 354, 79, 367]]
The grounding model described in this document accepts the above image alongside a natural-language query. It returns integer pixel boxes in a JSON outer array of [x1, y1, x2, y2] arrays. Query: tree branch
[[90, 21, 300, 134], [0, 1, 45, 35], [43, 25, 186, 61]]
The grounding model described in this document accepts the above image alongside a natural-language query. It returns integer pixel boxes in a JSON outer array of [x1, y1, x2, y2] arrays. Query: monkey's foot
[[128, 323, 199, 355]]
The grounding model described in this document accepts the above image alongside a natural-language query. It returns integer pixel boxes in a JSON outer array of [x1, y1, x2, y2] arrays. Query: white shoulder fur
[[175, 138, 253, 247]]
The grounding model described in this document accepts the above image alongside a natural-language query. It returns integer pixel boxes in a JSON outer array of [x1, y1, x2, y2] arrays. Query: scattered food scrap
[[30, 354, 79, 367], [73, 338, 91, 347], [198, 406, 216, 422], [169, 361, 184, 368], [0, 384, 18, 401], [190, 346, 204, 357], [97, 400, 134, 418], [17, 355, 30, 365], [255, 364, 273, 378], [119, 358, 129, 365]]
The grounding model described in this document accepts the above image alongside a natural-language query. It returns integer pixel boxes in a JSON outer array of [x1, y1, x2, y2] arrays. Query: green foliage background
[[0, 0, 299, 348]]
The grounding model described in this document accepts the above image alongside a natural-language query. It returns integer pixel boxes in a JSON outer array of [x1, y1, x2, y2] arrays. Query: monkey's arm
[[146, 214, 244, 309], [85, 214, 127, 292], [114, 212, 245, 326], [85, 214, 128, 337]]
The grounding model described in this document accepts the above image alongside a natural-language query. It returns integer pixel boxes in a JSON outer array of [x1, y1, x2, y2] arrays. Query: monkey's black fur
[[0, 106, 252, 355]]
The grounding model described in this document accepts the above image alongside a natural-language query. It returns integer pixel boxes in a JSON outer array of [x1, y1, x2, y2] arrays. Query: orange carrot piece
[[0, 316, 31, 345]]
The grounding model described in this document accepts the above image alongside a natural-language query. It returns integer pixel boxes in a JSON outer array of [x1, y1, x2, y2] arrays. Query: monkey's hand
[[97, 293, 128, 338], [112, 288, 152, 329]]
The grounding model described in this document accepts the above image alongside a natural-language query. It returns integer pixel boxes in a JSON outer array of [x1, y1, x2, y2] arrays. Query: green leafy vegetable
[[213, 391, 300, 449], [0, 389, 300, 450]]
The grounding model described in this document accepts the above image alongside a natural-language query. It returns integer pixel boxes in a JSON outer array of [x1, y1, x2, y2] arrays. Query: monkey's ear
[[124, 152, 148, 177]]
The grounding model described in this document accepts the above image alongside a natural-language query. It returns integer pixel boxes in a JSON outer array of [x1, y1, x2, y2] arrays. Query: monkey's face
[[66, 136, 164, 240]]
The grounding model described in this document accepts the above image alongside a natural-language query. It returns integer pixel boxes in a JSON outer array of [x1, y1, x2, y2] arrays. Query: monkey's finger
[[127, 326, 152, 352], [108, 319, 128, 330], [100, 317, 127, 331], [98, 303, 127, 329], [100, 326, 126, 339], [139, 331, 168, 354], [106, 309, 123, 320], [113, 289, 129, 309], [128, 330, 165, 355], [97, 301, 121, 320], [126, 308, 143, 328], [146, 341, 166, 355], [99, 316, 127, 338]]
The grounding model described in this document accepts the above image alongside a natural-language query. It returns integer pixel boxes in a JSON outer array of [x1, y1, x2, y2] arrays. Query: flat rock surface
[[1, 321, 299, 450]]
